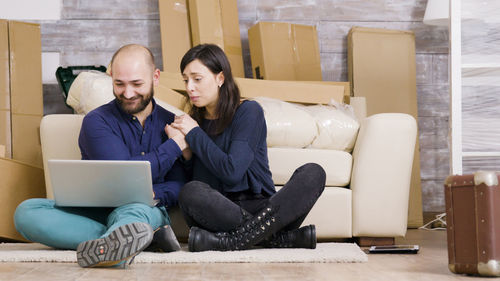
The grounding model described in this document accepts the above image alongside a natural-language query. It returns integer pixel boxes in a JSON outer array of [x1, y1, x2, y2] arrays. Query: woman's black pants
[[178, 163, 326, 234]]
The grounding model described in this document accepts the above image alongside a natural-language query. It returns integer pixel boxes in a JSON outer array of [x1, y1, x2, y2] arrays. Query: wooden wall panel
[[62, 0, 160, 19], [40, 20, 163, 69], [40, 20, 162, 51], [419, 117, 448, 150], [318, 21, 448, 54], [42, 84, 72, 115], [255, 0, 427, 21], [417, 84, 449, 117], [39, 0, 449, 213], [432, 54, 449, 84], [320, 52, 347, 82], [255, 0, 321, 21], [421, 180, 445, 212], [236, 0, 257, 20], [420, 149, 450, 180]]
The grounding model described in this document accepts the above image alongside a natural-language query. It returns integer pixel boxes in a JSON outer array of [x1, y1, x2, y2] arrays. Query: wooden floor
[[0, 229, 480, 281]]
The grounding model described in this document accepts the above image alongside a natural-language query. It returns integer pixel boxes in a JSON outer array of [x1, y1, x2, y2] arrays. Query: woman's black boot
[[188, 206, 278, 252], [259, 225, 316, 249]]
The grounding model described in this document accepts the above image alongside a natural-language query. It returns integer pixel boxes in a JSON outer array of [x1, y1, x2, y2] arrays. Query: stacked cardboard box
[[0, 20, 46, 241], [0, 21, 9, 159], [218, 0, 245, 78], [158, 0, 192, 74], [0, 20, 43, 168], [248, 22, 322, 81], [348, 27, 423, 227], [0, 158, 45, 241], [157, 1, 347, 108], [158, 0, 244, 77]]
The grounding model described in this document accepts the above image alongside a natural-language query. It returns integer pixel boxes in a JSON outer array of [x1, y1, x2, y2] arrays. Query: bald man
[[14, 44, 187, 268]]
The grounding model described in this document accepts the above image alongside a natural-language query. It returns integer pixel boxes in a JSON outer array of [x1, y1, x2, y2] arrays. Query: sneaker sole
[[76, 222, 153, 268]]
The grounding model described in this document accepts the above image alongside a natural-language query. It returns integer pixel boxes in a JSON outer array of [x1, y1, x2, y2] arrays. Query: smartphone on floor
[[368, 245, 419, 254]]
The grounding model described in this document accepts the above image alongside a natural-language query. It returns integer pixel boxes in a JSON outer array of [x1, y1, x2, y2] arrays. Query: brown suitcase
[[445, 171, 500, 276]]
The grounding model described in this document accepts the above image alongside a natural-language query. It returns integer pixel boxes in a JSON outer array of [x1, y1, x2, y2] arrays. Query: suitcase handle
[[445, 171, 498, 187]]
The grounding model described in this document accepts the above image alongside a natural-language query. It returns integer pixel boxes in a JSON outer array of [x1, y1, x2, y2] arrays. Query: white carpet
[[0, 242, 367, 264]]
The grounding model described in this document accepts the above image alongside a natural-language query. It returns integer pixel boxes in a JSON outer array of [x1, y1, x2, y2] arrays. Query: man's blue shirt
[[78, 99, 185, 208]]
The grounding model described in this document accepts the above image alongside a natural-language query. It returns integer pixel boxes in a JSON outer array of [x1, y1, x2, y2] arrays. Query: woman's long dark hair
[[180, 44, 241, 135]]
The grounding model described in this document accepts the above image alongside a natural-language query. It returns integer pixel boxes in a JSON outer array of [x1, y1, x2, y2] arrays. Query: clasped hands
[[165, 114, 198, 160]]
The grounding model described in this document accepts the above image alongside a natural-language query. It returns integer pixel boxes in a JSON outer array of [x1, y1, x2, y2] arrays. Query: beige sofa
[[40, 98, 416, 244]]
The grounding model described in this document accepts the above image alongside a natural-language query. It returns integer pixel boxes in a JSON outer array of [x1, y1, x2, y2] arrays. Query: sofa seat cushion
[[268, 147, 352, 187], [276, 186, 352, 239]]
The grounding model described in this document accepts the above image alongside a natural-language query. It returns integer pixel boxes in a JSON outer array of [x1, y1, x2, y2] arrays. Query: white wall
[[0, 0, 61, 20]]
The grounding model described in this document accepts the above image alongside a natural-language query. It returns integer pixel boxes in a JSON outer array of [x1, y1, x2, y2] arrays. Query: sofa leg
[[355, 237, 395, 247]]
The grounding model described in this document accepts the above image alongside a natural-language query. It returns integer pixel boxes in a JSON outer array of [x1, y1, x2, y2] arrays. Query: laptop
[[48, 159, 158, 207]]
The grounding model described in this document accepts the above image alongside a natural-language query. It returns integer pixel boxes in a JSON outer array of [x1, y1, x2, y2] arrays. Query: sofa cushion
[[275, 186, 352, 239], [253, 97, 317, 148], [254, 97, 359, 151], [268, 147, 352, 187], [304, 104, 359, 152]]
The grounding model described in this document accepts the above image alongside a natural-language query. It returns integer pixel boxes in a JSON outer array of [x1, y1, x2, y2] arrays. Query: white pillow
[[304, 104, 360, 152], [67, 71, 184, 116], [253, 97, 317, 148], [67, 71, 114, 114]]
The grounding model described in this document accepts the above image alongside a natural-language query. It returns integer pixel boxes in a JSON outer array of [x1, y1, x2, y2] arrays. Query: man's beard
[[114, 84, 154, 115]]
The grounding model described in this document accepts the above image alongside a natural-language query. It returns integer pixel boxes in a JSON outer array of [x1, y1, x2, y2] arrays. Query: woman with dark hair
[[167, 43, 325, 252]]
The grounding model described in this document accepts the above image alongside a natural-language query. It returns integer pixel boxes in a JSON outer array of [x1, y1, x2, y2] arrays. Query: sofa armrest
[[350, 113, 417, 237], [40, 114, 84, 199]]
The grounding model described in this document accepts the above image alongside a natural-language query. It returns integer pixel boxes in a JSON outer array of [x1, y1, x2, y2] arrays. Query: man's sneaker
[[76, 222, 153, 268]]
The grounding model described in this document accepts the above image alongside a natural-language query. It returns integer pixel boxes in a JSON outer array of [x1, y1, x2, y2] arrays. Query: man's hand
[[165, 124, 188, 151], [171, 114, 199, 135]]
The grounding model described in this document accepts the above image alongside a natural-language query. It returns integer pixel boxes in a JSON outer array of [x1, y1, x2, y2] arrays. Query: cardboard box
[[159, 0, 244, 77], [159, 71, 186, 92], [0, 110, 10, 159], [11, 114, 43, 168], [157, 71, 345, 105], [348, 26, 423, 227], [0, 20, 43, 168], [295, 81, 351, 103], [155, 84, 187, 112], [0, 21, 11, 159], [159, 0, 192, 73], [248, 22, 322, 81], [219, 0, 244, 77], [236, 78, 343, 105], [9, 21, 43, 116], [188, 0, 224, 48], [0, 157, 46, 241]]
